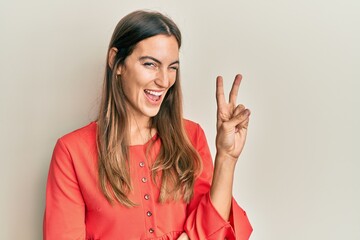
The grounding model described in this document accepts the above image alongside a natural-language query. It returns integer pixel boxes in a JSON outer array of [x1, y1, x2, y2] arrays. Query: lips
[[144, 89, 164, 103]]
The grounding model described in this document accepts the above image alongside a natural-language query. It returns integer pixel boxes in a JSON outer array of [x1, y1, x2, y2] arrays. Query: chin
[[143, 108, 161, 118]]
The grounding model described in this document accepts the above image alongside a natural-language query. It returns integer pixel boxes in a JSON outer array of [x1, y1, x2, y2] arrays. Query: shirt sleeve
[[184, 124, 253, 240], [43, 138, 86, 240]]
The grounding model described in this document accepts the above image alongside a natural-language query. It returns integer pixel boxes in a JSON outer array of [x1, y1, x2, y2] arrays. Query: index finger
[[229, 74, 242, 104], [216, 76, 226, 108]]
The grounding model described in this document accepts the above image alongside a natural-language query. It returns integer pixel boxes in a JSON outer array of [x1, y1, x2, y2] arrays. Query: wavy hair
[[96, 10, 202, 207]]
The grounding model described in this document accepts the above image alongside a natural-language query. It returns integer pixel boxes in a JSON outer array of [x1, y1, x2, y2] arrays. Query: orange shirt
[[43, 120, 252, 240]]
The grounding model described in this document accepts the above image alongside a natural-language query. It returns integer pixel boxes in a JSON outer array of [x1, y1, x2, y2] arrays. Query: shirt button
[[141, 177, 147, 183], [147, 211, 152, 217], [149, 228, 154, 233], [144, 194, 150, 200], [139, 162, 145, 167]]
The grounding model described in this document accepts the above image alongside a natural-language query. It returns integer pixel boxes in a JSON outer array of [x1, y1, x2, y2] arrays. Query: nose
[[155, 69, 171, 88]]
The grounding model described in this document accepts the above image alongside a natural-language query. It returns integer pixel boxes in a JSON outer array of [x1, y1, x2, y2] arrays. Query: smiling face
[[116, 34, 179, 124]]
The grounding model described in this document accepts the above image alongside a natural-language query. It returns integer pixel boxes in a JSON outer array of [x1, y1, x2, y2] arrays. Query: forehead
[[131, 35, 179, 62]]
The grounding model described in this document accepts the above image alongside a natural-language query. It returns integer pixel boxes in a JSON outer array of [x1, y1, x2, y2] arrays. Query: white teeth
[[145, 90, 163, 96]]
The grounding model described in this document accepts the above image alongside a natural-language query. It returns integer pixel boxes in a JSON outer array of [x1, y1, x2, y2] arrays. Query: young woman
[[44, 10, 252, 240]]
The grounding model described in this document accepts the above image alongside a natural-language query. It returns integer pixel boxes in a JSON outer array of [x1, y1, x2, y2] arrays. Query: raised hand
[[215, 74, 251, 162]]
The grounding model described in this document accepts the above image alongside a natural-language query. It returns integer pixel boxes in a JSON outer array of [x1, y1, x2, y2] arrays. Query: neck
[[128, 114, 153, 145]]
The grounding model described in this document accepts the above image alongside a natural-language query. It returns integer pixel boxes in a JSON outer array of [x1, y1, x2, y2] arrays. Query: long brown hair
[[96, 10, 202, 207]]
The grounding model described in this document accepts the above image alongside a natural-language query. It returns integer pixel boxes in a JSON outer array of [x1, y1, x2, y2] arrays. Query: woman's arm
[[210, 74, 251, 221], [184, 118, 252, 240], [43, 139, 86, 240]]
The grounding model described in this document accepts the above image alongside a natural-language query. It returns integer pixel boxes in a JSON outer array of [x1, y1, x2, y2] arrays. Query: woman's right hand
[[176, 232, 189, 240]]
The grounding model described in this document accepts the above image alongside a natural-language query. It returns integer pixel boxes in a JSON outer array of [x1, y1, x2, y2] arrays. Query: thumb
[[224, 109, 251, 131]]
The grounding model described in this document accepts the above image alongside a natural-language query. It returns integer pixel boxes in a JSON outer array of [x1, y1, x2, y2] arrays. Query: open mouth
[[144, 89, 164, 103]]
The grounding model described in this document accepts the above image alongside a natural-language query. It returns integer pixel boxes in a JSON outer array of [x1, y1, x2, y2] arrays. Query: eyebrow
[[138, 56, 179, 66]]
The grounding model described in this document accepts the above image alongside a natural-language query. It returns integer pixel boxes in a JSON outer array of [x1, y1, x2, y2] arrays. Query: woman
[[44, 10, 252, 240]]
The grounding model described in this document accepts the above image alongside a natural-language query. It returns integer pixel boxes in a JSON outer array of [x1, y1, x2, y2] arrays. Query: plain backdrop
[[1, 0, 359, 239]]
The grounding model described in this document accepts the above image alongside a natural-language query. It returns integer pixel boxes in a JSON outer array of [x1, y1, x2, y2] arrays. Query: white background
[[1, 0, 359, 239]]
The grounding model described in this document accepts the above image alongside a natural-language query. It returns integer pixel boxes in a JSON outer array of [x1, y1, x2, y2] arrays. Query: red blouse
[[43, 120, 252, 240]]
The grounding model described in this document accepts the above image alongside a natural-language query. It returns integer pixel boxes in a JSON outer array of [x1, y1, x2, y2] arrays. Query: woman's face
[[117, 34, 179, 122]]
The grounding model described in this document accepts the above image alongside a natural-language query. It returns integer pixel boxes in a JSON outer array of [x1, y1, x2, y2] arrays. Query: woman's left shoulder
[[183, 119, 212, 159], [183, 119, 206, 141], [183, 118, 200, 132]]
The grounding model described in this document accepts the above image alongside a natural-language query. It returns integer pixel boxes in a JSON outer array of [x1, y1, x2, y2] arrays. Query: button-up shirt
[[43, 120, 252, 239]]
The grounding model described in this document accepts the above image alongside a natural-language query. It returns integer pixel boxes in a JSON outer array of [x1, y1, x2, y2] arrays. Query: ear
[[108, 47, 122, 75]]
